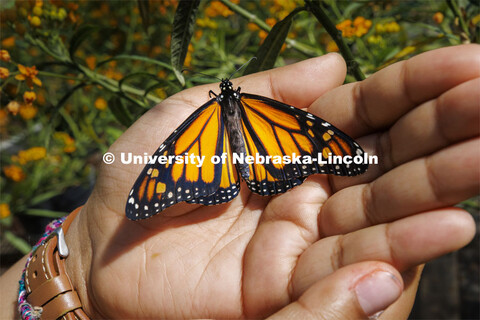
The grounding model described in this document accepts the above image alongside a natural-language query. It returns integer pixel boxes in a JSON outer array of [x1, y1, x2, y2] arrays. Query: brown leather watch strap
[[25, 207, 90, 320]]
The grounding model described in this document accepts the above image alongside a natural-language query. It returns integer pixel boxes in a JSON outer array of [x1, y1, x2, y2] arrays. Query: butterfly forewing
[[126, 99, 240, 220], [238, 93, 367, 195]]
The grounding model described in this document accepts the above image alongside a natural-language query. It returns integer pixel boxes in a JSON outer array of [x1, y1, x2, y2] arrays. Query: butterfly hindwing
[[238, 93, 368, 196], [125, 99, 240, 220]]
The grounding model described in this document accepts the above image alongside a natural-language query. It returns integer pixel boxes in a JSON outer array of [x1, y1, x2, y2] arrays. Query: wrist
[[64, 205, 96, 318]]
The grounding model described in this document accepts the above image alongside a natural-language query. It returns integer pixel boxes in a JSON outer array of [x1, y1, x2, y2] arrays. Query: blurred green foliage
[[0, 0, 478, 253]]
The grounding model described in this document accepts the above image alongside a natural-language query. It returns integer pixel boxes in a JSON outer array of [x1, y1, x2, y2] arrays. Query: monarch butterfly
[[126, 78, 368, 220]]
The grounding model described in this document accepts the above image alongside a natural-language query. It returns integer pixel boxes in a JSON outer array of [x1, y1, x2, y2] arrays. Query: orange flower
[[3, 165, 26, 182], [23, 91, 36, 104], [1, 36, 15, 48], [0, 50, 11, 62], [6, 101, 20, 115], [17, 147, 46, 164], [433, 12, 444, 24], [85, 56, 96, 70], [0, 67, 9, 79], [54, 132, 76, 153], [94, 97, 108, 110], [326, 40, 339, 52], [19, 103, 38, 120], [0, 203, 11, 219], [15, 64, 42, 88]]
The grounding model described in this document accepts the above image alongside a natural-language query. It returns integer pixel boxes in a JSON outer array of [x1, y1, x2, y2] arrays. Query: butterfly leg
[[209, 90, 217, 98]]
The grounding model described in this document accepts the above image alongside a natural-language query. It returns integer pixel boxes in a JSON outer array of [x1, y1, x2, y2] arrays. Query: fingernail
[[355, 271, 402, 316]]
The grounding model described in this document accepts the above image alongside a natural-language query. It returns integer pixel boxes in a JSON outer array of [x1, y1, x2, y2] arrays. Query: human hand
[[64, 44, 478, 319]]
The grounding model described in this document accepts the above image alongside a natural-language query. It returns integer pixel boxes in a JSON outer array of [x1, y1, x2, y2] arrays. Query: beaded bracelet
[[17, 216, 67, 320]]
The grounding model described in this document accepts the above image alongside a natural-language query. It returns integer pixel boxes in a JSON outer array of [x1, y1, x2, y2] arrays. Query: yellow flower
[[32, 6, 43, 16], [3, 165, 26, 182], [367, 34, 383, 44], [205, 0, 234, 18], [94, 97, 108, 110], [0, 67, 9, 79], [30, 16, 41, 27], [17, 147, 47, 164], [1, 36, 15, 48], [54, 132, 76, 153], [19, 103, 38, 120], [326, 40, 339, 52], [385, 21, 400, 33], [6, 101, 20, 115], [0, 203, 11, 219], [0, 50, 11, 62], [15, 65, 42, 88], [433, 12, 444, 24], [23, 91, 36, 104]]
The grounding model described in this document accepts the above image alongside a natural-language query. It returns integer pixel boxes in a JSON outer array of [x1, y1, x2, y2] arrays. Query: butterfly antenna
[[228, 57, 257, 80], [182, 68, 222, 81]]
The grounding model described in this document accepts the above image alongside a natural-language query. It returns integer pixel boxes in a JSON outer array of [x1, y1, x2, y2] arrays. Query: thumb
[[268, 262, 403, 320]]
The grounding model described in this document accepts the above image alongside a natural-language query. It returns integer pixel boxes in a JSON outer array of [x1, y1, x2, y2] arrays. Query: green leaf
[[137, 0, 150, 33], [109, 96, 134, 127], [25, 209, 67, 218], [243, 8, 304, 75], [97, 54, 172, 70], [69, 25, 103, 61], [170, 0, 201, 86], [30, 191, 64, 206], [4, 231, 31, 254]]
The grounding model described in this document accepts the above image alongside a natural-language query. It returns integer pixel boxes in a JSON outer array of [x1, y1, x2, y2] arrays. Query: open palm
[[64, 45, 478, 319]]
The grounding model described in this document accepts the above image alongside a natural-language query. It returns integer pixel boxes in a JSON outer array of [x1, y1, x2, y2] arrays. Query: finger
[[267, 262, 403, 320], [320, 138, 479, 234], [310, 44, 480, 138], [293, 208, 475, 298], [331, 76, 480, 191]]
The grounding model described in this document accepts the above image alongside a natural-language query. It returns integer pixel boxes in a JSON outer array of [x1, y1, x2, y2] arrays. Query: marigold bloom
[[23, 91, 36, 104], [94, 97, 108, 110], [326, 40, 339, 52], [17, 147, 46, 164], [54, 132, 76, 153], [0, 50, 11, 62], [15, 65, 42, 88], [247, 23, 259, 31], [30, 16, 41, 27], [85, 56, 96, 70], [1, 36, 15, 48], [6, 101, 20, 115], [205, 0, 235, 18], [266, 18, 277, 27], [0, 67, 9, 79], [0, 203, 11, 219], [433, 12, 444, 24], [3, 165, 26, 182], [19, 103, 38, 120]]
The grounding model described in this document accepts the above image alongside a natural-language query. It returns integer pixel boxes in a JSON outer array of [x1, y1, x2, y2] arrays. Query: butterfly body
[[126, 79, 368, 220]]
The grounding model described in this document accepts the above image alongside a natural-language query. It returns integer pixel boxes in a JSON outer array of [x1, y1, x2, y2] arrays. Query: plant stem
[[305, 0, 365, 81], [218, 0, 322, 57], [446, 0, 471, 41]]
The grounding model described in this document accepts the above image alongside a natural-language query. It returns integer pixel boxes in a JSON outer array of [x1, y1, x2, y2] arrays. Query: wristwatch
[[24, 207, 90, 319]]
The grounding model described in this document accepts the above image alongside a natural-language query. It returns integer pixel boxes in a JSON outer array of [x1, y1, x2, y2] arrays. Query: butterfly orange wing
[[238, 93, 367, 195], [126, 100, 239, 220]]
